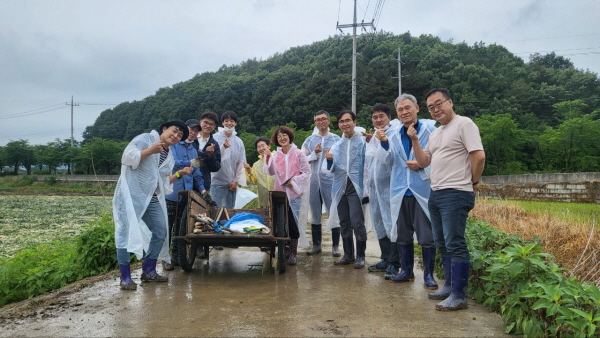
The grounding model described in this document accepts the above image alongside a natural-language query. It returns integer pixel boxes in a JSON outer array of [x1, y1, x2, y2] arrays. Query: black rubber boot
[[421, 246, 438, 289], [429, 255, 452, 299], [288, 239, 299, 265], [354, 241, 366, 269], [331, 227, 342, 257], [119, 264, 137, 290], [307, 224, 322, 255], [389, 244, 415, 283], [368, 237, 390, 272], [436, 259, 469, 311], [334, 235, 355, 265]]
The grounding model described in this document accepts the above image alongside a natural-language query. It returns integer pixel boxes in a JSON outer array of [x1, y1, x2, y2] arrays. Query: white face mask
[[184, 139, 194, 144], [223, 126, 236, 133]]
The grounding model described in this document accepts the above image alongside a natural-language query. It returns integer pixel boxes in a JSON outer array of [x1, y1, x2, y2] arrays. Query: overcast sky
[[1, 0, 599, 146]]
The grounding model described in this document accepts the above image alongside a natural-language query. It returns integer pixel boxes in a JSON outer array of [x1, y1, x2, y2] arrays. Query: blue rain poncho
[[364, 119, 401, 240], [301, 128, 340, 225], [323, 127, 368, 231], [386, 119, 437, 242], [112, 130, 174, 263]]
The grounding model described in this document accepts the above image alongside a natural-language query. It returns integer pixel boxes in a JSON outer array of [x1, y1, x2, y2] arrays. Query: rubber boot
[[119, 264, 137, 290], [368, 237, 390, 272], [389, 244, 415, 283], [288, 239, 298, 265], [354, 241, 366, 269], [334, 235, 355, 265], [140, 258, 168, 282], [421, 246, 439, 290], [428, 255, 452, 299], [307, 224, 322, 255], [331, 227, 342, 257], [436, 259, 469, 311]]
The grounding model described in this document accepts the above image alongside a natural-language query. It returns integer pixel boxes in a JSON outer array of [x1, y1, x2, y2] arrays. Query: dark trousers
[[337, 190, 366, 242]]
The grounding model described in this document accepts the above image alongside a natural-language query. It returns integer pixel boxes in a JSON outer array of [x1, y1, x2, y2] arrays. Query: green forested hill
[[83, 31, 600, 175]]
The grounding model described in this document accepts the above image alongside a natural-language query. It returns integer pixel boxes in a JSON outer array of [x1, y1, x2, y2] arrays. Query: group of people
[[112, 87, 485, 312]]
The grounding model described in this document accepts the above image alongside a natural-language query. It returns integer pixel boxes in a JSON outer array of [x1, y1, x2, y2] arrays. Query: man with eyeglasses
[[192, 111, 222, 192], [324, 110, 368, 268], [376, 95, 437, 290], [301, 110, 341, 257], [408, 88, 485, 312]]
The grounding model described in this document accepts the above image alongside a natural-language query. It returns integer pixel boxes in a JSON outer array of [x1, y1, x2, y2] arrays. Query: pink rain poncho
[[264, 144, 311, 247]]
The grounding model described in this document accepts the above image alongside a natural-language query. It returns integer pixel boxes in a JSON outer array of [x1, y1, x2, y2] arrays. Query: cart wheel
[[274, 202, 287, 274], [177, 209, 197, 271]]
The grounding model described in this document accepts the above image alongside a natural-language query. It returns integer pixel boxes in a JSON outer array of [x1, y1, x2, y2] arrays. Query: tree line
[[2, 31, 599, 175]]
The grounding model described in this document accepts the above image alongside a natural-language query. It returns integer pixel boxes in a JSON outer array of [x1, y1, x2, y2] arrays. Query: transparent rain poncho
[[386, 119, 437, 242], [301, 128, 340, 225], [112, 130, 174, 263], [364, 119, 401, 240], [212, 128, 247, 205], [264, 144, 312, 247], [322, 127, 370, 231]]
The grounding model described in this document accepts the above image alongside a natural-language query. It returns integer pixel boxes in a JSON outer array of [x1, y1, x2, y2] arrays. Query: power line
[[499, 33, 600, 43], [0, 106, 68, 120], [0, 103, 65, 118]]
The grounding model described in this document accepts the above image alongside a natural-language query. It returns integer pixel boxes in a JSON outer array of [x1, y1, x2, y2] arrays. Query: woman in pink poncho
[[264, 126, 311, 265]]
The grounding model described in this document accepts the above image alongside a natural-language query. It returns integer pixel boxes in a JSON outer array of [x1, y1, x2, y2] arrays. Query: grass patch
[[0, 176, 116, 195], [483, 199, 600, 224]]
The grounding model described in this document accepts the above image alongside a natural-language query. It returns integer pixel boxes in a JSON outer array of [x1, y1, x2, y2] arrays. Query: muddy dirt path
[[0, 236, 509, 337]]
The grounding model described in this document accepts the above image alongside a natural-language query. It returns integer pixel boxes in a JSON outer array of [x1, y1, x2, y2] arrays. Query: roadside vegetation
[[1, 191, 599, 336], [0, 175, 115, 195]]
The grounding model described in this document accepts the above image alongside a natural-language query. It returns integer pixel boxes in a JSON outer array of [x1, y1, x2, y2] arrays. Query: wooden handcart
[[171, 190, 290, 274]]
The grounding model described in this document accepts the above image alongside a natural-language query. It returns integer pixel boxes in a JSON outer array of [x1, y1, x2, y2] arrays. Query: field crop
[[0, 195, 112, 259], [472, 198, 600, 286]]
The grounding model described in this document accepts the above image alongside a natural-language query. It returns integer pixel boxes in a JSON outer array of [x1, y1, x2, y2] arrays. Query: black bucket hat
[[158, 119, 189, 141]]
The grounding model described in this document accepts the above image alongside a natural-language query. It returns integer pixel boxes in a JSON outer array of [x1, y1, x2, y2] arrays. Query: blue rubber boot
[[389, 244, 414, 283], [307, 224, 322, 255], [428, 255, 452, 299], [119, 264, 137, 290], [384, 264, 399, 280], [141, 258, 168, 282], [435, 259, 469, 311], [422, 246, 439, 290]]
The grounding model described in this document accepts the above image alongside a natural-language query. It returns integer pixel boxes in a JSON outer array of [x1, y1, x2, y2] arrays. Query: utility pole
[[337, 0, 375, 114], [391, 47, 408, 97], [66, 96, 79, 175]]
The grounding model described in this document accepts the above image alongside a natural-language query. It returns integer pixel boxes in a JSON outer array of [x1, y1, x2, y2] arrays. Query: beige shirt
[[424, 115, 483, 192]]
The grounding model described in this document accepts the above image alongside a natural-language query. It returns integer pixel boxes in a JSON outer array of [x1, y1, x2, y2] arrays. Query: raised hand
[[361, 128, 374, 143], [223, 138, 230, 149], [324, 148, 333, 160], [314, 143, 322, 154], [405, 160, 420, 171], [374, 128, 388, 142], [205, 143, 215, 155], [147, 142, 166, 154], [407, 123, 418, 141]]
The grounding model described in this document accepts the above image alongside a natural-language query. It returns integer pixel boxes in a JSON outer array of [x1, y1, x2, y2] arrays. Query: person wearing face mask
[[211, 111, 247, 208], [362, 104, 402, 279], [301, 110, 341, 257], [244, 137, 274, 208], [162, 119, 206, 271], [378, 94, 438, 290], [263, 126, 311, 265], [113, 119, 192, 290]]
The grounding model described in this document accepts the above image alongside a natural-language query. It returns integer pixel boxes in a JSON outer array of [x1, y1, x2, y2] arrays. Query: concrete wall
[[479, 172, 600, 203]]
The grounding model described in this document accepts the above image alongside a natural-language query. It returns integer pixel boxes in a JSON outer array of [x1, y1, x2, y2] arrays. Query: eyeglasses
[[276, 134, 289, 139], [338, 118, 353, 125], [427, 99, 449, 112], [314, 117, 329, 122], [201, 121, 216, 127]]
